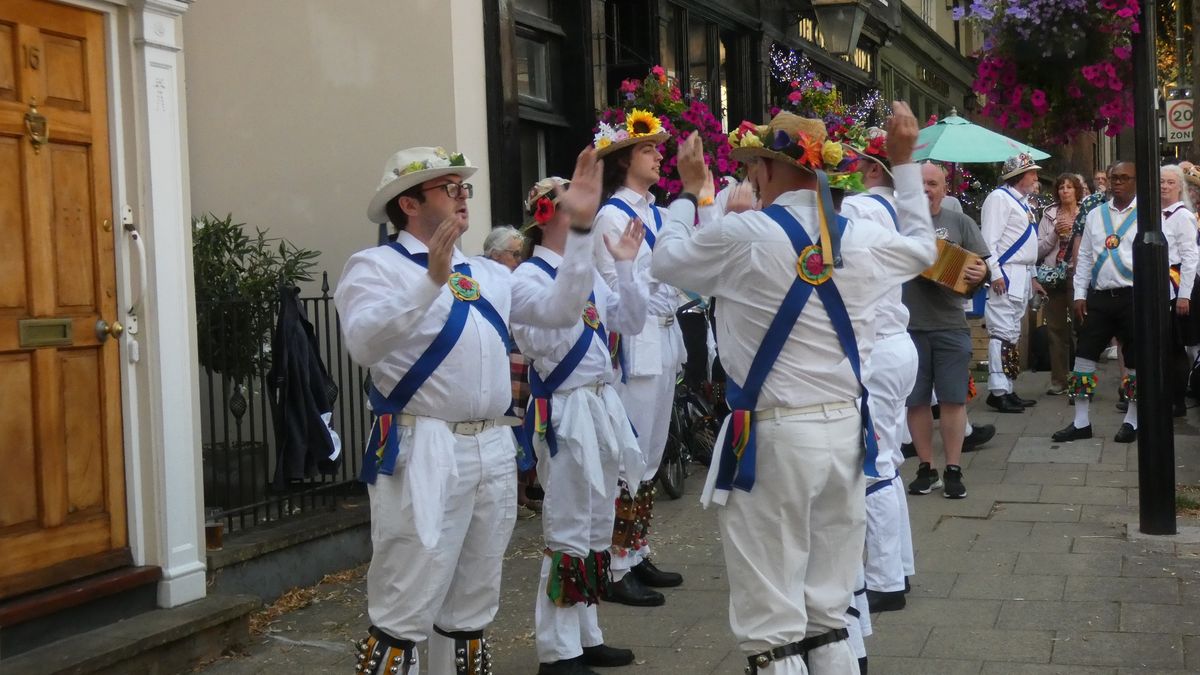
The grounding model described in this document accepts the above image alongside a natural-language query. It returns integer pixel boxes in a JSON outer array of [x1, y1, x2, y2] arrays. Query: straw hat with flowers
[[593, 108, 670, 158]]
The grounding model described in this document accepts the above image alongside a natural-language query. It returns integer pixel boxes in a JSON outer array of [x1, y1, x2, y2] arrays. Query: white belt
[[394, 413, 520, 436], [557, 382, 609, 397], [758, 401, 855, 420], [656, 315, 676, 327]]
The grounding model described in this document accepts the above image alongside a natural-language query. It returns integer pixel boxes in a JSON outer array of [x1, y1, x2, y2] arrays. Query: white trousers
[[534, 387, 635, 663], [366, 426, 517, 675], [844, 566, 871, 660], [718, 407, 864, 675], [615, 331, 681, 571], [986, 287, 1029, 393]]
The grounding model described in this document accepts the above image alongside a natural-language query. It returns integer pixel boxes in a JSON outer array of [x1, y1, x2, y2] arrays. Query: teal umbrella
[[913, 111, 1051, 163]]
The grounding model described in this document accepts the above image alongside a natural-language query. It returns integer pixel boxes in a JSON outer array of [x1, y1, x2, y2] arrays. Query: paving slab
[[918, 550, 1018, 575], [980, 662, 1115, 675], [1064, 575, 1181, 604], [949, 573, 1066, 601], [1038, 485, 1129, 506], [861, 622, 930, 657], [1120, 601, 1200, 635], [991, 502, 1083, 523], [922, 626, 1054, 662], [870, 655, 983, 674], [1008, 436, 1103, 464], [996, 599, 1119, 631], [1050, 631, 1185, 669], [1014, 552, 1124, 577], [970, 533, 1073, 554], [872, 597, 1002, 628]]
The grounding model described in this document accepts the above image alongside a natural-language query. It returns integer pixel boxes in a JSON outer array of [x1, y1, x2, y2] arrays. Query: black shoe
[[962, 424, 996, 452], [943, 465, 967, 499], [865, 588, 906, 613], [1052, 423, 1093, 442], [900, 442, 916, 458], [603, 573, 664, 607], [582, 644, 635, 668], [986, 393, 1024, 413], [1115, 399, 1129, 412], [538, 657, 599, 675], [931, 403, 941, 420], [631, 559, 682, 588], [1114, 423, 1137, 443], [908, 462, 942, 495], [1175, 402, 1188, 418], [904, 577, 911, 593], [1006, 392, 1037, 407]]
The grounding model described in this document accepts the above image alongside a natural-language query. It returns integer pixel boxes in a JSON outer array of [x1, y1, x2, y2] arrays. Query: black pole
[[1132, 0, 1176, 535]]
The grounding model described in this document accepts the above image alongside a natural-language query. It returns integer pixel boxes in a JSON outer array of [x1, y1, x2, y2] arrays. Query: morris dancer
[[339, 146, 603, 675], [839, 128, 918, 613], [1160, 164, 1198, 416], [981, 153, 1043, 413], [592, 110, 686, 606], [653, 103, 936, 674], [1053, 161, 1141, 444], [512, 176, 651, 675]]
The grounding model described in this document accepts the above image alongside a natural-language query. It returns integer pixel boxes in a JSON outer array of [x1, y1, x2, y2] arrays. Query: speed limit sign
[[1168, 99, 1193, 143]]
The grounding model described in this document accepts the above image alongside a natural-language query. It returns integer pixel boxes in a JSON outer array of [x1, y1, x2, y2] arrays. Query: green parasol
[[913, 110, 1051, 163]]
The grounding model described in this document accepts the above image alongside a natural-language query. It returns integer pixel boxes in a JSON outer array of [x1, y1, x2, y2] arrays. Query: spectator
[[1036, 174, 1085, 395], [483, 225, 525, 270]]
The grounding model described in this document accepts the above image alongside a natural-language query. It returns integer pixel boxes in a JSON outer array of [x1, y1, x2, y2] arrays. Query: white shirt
[[511, 244, 649, 390], [1163, 201, 1199, 299], [1074, 197, 1138, 298], [840, 187, 912, 338], [981, 186, 1039, 295], [650, 163, 937, 409], [594, 187, 686, 377]]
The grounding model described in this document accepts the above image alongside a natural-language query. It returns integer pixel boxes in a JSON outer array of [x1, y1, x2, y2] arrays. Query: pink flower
[[651, 65, 665, 77], [1113, 45, 1132, 60], [788, 90, 803, 103], [1109, 77, 1124, 91], [1067, 84, 1083, 99], [620, 79, 639, 94]]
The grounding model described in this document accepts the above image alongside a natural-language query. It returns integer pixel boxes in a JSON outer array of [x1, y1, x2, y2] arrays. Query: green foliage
[[192, 213, 320, 382]]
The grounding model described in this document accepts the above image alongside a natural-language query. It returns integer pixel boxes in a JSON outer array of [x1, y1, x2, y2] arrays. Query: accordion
[[920, 239, 984, 297]]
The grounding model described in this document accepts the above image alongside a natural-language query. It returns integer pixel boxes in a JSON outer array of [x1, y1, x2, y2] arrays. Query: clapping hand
[[427, 215, 467, 285], [725, 180, 757, 214], [885, 101, 918, 166], [603, 217, 646, 262], [555, 146, 604, 229], [677, 132, 709, 196]]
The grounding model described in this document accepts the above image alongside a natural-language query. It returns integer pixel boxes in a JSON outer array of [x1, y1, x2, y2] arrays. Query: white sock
[[990, 389, 1006, 397], [1073, 357, 1098, 372], [965, 420, 974, 435], [1074, 396, 1091, 428]]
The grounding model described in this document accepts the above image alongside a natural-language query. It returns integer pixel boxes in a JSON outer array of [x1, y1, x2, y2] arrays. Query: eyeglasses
[[503, 247, 523, 259], [1109, 174, 1134, 183], [421, 182, 474, 199]]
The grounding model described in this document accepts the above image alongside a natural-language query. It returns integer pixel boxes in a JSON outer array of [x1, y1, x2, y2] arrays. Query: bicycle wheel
[[659, 435, 686, 499]]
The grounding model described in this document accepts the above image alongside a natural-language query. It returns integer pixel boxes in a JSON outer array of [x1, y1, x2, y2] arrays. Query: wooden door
[[0, 0, 127, 600]]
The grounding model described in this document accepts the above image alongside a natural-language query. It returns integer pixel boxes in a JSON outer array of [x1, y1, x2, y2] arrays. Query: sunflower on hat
[[728, 113, 864, 192], [592, 107, 670, 158]]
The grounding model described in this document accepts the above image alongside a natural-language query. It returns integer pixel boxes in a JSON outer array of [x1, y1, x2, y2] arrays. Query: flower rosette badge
[[955, 0, 1138, 141], [596, 65, 734, 199], [582, 302, 600, 329], [447, 272, 480, 302]]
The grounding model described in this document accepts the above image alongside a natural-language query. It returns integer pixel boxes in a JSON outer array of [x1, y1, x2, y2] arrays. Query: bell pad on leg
[[355, 626, 415, 675], [1068, 371, 1097, 400], [1122, 373, 1137, 402], [434, 626, 493, 675], [1001, 340, 1021, 380], [544, 548, 611, 607]]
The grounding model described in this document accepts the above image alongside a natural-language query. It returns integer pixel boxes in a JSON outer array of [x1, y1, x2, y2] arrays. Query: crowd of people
[[332, 96, 1199, 675]]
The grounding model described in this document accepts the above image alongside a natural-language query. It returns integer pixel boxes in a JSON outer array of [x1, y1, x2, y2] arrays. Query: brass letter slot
[[19, 319, 74, 348]]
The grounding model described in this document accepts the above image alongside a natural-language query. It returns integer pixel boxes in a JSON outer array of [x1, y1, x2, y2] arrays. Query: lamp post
[[811, 0, 868, 57], [1131, 0, 1176, 535]]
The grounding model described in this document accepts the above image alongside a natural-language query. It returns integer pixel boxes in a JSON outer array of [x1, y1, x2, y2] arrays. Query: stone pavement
[[197, 363, 1200, 674]]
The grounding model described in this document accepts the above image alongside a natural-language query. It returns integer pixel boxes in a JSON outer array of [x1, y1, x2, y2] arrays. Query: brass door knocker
[[25, 98, 48, 154]]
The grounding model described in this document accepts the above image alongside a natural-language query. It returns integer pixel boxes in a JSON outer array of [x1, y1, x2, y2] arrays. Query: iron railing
[[199, 272, 370, 535]]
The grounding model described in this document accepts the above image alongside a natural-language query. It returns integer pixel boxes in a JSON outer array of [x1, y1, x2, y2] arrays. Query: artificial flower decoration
[[626, 108, 663, 137], [395, 147, 467, 178], [533, 196, 555, 225], [727, 112, 864, 192]]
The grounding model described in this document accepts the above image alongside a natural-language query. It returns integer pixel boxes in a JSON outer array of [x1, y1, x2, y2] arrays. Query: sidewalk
[[197, 363, 1200, 674]]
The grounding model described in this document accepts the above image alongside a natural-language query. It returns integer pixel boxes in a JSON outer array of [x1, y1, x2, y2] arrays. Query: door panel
[[0, 0, 126, 600]]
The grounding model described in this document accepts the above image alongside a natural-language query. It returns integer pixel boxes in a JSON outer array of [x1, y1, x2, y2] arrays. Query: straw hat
[[593, 108, 669, 158], [1000, 152, 1042, 181], [727, 112, 863, 190], [522, 176, 570, 229], [367, 146, 476, 223]]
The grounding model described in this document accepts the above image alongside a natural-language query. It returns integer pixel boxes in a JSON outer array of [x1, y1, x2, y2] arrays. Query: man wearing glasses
[[1053, 161, 1142, 444], [337, 146, 607, 675]]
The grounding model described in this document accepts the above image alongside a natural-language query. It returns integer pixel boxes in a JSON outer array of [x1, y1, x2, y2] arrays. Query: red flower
[[804, 253, 825, 277], [534, 196, 555, 225]]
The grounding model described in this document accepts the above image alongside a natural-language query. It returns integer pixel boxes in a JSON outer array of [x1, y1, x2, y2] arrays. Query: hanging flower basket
[[955, 0, 1138, 142]]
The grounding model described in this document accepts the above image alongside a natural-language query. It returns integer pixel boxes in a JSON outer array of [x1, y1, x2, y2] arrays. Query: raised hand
[[698, 166, 716, 205], [603, 217, 646, 262], [885, 101, 918, 166], [677, 131, 708, 196], [556, 146, 603, 229], [725, 179, 757, 214], [427, 215, 466, 285]]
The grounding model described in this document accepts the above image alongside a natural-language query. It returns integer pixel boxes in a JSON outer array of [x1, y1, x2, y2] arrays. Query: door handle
[[95, 319, 124, 343]]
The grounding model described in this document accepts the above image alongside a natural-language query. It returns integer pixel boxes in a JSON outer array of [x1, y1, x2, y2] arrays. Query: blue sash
[[866, 193, 899, 230], [603, 197, 663, 249], [713, 205, 880, 494], [521, 256, 619, 458], [359, 244, 510, 484], [1092, 206, 1137, 287], [865, 474, 897, 496], [997, 189, 1037, 286]]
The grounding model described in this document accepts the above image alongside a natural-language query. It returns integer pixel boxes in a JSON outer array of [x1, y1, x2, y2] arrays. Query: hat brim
[[595, 131, 670, 159], [858, 152, 894, 180], [999, 164, 1042, 182], [367, 165, 478, 224], [1185, 173, 1200, 188], [729, 146, 816, 173]]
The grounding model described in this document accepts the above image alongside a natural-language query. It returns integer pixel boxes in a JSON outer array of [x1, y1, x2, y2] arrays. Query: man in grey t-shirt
[[903, 163, 990, 499]]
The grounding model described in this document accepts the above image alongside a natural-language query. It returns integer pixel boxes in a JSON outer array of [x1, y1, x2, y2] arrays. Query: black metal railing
[[199, 271, 370, 535]]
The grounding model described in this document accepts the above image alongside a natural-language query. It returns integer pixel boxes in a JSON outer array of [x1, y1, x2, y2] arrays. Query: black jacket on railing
[[268, 285, 341, 488]]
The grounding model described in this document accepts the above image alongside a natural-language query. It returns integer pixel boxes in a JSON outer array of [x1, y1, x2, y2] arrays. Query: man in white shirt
[[511, 176, 650, 675], [591, 111, 687, 605], [651, 102, 936, 675], [1161, 164, 1198, 417], [1053, 161, 1141, 444], [981, 153, 1043, 413], [339, 146, 605, 675], [839, 131, 919, 613]]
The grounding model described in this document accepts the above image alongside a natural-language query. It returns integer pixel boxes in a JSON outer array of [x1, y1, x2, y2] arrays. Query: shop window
[[519, 127, 547, 208], [514, 0, 551, 19], [516, 33, 551, 105]]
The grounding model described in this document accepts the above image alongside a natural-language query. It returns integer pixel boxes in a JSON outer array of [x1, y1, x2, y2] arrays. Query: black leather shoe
[[865, 589, 906, 613], [1174, 402, 1188, 418], [900, 442, 916, 458], [1052, 423, 1093, 442], [1114, 423, 1137, 443], [1007, 392, 1037, 407], [538, 657, 599, 675], [987, 393, 1024, 413], [962, 424, 996, 452], [582, 644, 635, 668], [1116, 399, 1129, 412], [603, 574, 664, 607], [631, 559, 682, 588]]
